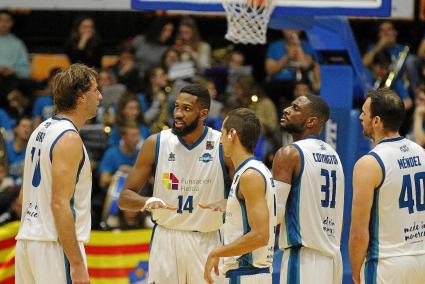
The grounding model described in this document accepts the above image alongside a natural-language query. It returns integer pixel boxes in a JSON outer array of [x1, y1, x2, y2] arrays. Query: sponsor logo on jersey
[[162, 172, 179, 190], [199, 153, 213, 163], [206, 141, 214, 150], [168, 152, 176, 161]]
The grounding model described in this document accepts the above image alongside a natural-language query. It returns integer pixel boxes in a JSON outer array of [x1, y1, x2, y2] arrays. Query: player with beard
[[272, 95, 345, 284], [118, 83, 232, 284]]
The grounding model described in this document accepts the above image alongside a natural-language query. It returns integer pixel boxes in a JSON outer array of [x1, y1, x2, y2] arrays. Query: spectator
[[6, 116, 32, 186], [161, 47, 181, 74], [0, 10, 30, 109], [265, 29, 315, 108], [65, 16, 103, 68], [132, 18, 174, 78], [175, 16, 211, 71], [412, 82, 425, 147], [108, 95, 150, 147], [362, 21, 404, 68], [405, 34, 425, 92], [111, 42, 141, 93]]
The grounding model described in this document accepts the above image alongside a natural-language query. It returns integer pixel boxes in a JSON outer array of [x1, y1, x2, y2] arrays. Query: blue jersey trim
[[153, 133, 161, 176], [234, 156, 257, 174], [368, 152, 386, 190], [290, 144, 304, 186], [236, 188, 253, 268], [49, 129, 78, 162], [177, 126, 208, 150], [219, 144, 230, 199], [52, 115, 78, 131], [285, 183, 302, 246], [149, 223, 158, 254], [377, 136, 404, 144], [225, 267, 270, 278], [287, 246, 301, 284], [64, 253, 72, 284]]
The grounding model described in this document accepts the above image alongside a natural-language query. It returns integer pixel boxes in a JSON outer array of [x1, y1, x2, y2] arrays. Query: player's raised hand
[[198, 199, 227, 212], [141, 197, 178, 212]]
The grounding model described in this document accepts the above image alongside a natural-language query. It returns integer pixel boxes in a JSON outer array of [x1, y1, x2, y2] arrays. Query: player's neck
[[293, 130, 320, 142], [179, 125, 206, 145], [56, 111, 86, 131], [373, 130, 400, 144], [231, 148, 253, 171]]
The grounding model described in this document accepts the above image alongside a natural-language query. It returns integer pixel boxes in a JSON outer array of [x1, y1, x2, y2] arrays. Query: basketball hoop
[[222, 0, 276, 45]]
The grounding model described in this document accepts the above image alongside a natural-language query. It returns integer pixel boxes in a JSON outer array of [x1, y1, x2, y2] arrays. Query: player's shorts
[[361, 254, 425, 284], [280, 246, 342, 284], [15, 239, 86, 284], [148, 225, 221, 284], [223, 267, 272, 284]]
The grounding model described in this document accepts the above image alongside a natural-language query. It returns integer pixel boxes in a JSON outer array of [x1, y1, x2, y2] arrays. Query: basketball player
[[350, 88, 425, 284], [203, 108, 277, 284], [15, 64, 102, 284], [273, 94, 345, 283], [118, 84, 232, 284]]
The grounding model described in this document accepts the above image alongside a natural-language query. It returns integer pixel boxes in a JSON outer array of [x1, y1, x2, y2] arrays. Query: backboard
[[132, 0, 391, 17]]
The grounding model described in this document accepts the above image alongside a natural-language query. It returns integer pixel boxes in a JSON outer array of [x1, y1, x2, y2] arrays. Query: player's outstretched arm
[[51, 132, 89, 284], [272, 145, 300, 224], [118, 134, 156, 212], [204, 169, 269, 284], [349, 155, 382, 284]]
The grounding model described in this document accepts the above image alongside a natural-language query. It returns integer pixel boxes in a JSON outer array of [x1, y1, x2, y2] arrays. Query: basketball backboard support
[[131, 0, 391, 17]]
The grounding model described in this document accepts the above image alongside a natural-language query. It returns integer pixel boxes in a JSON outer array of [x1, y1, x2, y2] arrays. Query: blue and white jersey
[[16, 116, 92, 243], [222, 157, 277, 273], [279, 137, 345, 257], [366, 137, 425, 260], [152, 127, 227, 232]]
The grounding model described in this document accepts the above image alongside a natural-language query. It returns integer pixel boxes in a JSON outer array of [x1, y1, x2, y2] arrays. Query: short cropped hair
[[52, 64, 98, 112], [305, 94, 330, 125], [180, 83, 211, 110], [223, 108, 261, 153], [366, 88, 404, 131]]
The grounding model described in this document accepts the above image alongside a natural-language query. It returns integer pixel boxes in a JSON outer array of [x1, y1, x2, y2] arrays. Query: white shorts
[[280, 246, 342, 284], [223, 267, 272, 284], [361, 254, 425, 284], [15, 239, 86, 284], [148, 225, 221, 284]]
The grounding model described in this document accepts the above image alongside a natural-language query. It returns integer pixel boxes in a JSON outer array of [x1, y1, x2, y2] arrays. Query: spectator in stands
[[265, 29, 315, 108], [97, 68, 126, 125], [225, 50, 252, 97], [108, 95, 150, 147], [32, 68, 60, 127], [0, 10, 30, 109], [362, 21, 404, 68], [0, 159, 19, 225], [6, 116, 32, 186], [65, 16, 103, 68], [293, 78, 315, 97], [132, 18, 174, 79], [175, 16, 211, 71], [111, 42, 141, 93], [197, 77, 223, 128], [0, 107, 15, 141], [161, 47, 181, 74], [366, 50, 412, 110], [412, 82, 425, 147], [405, 34, 425, 92], [139, 66, 173, 133]]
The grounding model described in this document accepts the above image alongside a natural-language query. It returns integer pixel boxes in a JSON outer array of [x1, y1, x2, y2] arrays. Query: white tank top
[[152, 127, 227, 232], [222, 158, 277, 273], [366, 137, 425, 260], [16, 116, 92, 242], [279, 137, 345, 257]]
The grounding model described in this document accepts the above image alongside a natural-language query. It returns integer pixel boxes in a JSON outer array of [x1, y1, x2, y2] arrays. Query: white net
[[222, 0, 276, 45]]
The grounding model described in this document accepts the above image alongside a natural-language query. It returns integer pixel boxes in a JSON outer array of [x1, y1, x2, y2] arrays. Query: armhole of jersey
[[76, 146, 85, 184], [368, 151, 386, 190], [49, 129, 78, 162], [219, 144, 231, 198], [244, 167, 267, 195], [153, 132, 161, 177], [291, 143, 304, 186]]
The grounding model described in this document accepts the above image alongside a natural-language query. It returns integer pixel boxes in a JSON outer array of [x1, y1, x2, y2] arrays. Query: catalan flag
[[0, 222, 152, 284]]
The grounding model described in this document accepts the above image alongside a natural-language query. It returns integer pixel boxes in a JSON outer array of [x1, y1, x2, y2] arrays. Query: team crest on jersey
[[168, 152, 176, 161], [206, 141, 214, 150], [320, 143, 326, 151], [162, 172, 179, 190], [400, 145, 409, 152], [199, 153, 213, 163]]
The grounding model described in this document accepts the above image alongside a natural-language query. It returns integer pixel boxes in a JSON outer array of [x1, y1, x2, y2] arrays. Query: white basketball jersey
[[16, 116, 92, 243], [279, 137, 345, 257], [366, 137, 425, 260], [222, 158, 277, 273], [152, 127, 226, 232]]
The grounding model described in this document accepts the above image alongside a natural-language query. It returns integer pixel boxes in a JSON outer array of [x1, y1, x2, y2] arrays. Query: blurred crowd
[[1, 10, 425, 230]]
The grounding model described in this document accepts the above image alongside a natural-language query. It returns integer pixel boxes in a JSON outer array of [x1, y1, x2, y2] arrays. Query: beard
[[281, 122, 304, 134], [172, 116, 200, 137]]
